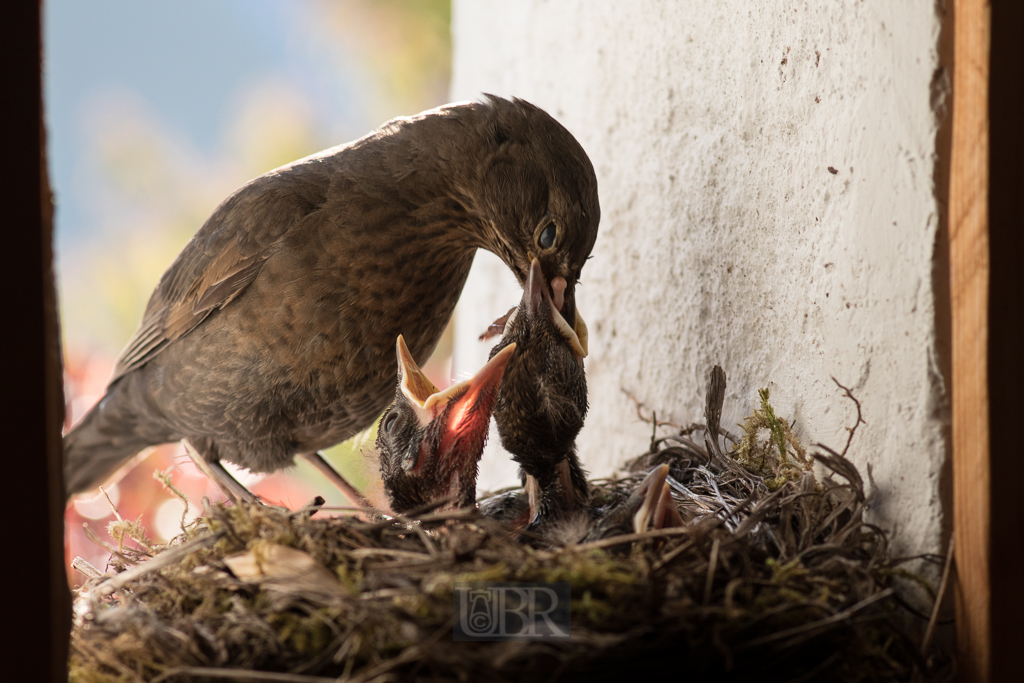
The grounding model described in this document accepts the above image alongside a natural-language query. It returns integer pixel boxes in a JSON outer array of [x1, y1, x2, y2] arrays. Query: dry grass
[[69, 369, 953, 682]]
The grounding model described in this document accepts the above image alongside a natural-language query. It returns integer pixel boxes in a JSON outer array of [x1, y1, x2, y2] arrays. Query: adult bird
[[63, 95, 600, 501], [485, 258, 590, 528], [376, 336, 515, 514]]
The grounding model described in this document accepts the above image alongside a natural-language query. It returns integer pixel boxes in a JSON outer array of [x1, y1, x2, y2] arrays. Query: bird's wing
[[110, 165, 329, 381]]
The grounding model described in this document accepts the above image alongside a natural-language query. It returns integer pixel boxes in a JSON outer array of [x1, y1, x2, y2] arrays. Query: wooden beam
[[949, 0, 990, 680], [952, 1, 1024, 680], [987, 1, 1024, 680], [0, 1, 71, 680]]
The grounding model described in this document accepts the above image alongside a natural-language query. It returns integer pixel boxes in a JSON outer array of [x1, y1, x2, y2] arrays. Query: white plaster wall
[[451, 1, 947, 556]]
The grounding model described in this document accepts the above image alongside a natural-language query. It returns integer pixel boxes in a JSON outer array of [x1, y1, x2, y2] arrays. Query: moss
[[452, 562, 510, 583], [268, 612, 333, 655], [768, 557, 808, 584], [519, 550, 639, 592], [572, 589, 614, 623], [335, 561, 365, 592], [68, 382, 948, 682], [734, 388, 810, 487]]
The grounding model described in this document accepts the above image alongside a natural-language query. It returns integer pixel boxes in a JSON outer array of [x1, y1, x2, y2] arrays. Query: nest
[[69, 369, 953, 682]]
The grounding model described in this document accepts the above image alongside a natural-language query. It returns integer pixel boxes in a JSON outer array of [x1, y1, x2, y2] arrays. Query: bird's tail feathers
[[63, 395, 160, 499]]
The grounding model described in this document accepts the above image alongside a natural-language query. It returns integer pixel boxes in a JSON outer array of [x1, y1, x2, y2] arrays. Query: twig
[[99, 486, 121, 520], [294, 496, 326, 519], [71, 557, 105, 580], [74, 639, 147, 683], [740, 588, 894, 648], [293, 615, 367, 674], [387, 512, 440, 558], [152, 668, 337, 683], [651, 539, 698, 573], [82, 523, 133, 564], [621, 388, 683, 430], [346, 548, 433, 561], [704, 537, 721, 605], [786, 652, 843, 683], [357, 587, 422, 601], [347, 618, 453, 683], [704, 366, 727, 462], [88, 531, 225, 599], [657, 433, 709, 457], [831, 377, 866, 457], [921, 531, 955, 656], [565, 526, 692, 553], [649, 410, 659, 450]]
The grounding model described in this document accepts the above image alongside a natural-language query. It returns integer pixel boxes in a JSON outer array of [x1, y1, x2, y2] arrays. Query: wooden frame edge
[[950, 0, 990, 680]]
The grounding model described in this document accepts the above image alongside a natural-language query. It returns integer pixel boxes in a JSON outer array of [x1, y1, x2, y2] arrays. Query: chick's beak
[[443, 342, 516, 438], [396, 334, 515, 451], [525, 259, 588, 357], [631, 464, 686, 534]]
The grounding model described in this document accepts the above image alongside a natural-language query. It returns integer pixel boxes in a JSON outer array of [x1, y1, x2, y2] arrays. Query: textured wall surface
[[451, 1, 947, 556]]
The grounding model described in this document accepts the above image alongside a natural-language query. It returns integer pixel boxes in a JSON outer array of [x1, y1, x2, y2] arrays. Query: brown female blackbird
[[487, 258, 590, 527], [63, 96, 599, 500], [376, 336, 515, 513]]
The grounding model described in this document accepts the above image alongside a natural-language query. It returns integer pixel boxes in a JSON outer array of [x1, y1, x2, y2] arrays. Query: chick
[[487, 258, 590, 527], [376, 336, 515, 514]]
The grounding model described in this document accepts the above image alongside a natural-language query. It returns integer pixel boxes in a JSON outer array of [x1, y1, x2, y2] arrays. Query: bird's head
[[490, 259, 589, 483], [469, 96, 599, 345], [377, 335, 515, 514]]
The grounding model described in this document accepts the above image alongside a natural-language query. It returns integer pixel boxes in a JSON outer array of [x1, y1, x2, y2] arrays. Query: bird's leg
[[556, 456, 589, 509], [299, 451, 372, 509], [182, 439, 258, 505]]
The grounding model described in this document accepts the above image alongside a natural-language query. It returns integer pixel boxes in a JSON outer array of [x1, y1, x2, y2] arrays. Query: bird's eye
[[382, 412, 398, 433], [538, 222, 557, 249]]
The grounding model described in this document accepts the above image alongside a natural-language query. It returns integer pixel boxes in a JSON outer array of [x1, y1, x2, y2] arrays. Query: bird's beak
[[631, 464, 685, 534], [397, 335, 440, 418], [559, 286, 587, 355], [439, 342, 516, 440], [396, 334, 516, 431], [523, 259, 589, 357]]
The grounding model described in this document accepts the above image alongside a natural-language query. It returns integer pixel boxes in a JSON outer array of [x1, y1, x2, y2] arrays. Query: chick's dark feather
[[64, 96, 600, 497], [488, 260, 589, 515], [376, 394, 463, 513]]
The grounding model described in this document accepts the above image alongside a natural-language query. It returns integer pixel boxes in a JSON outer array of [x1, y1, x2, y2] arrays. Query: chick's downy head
[[377, 335, 515, 513]]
